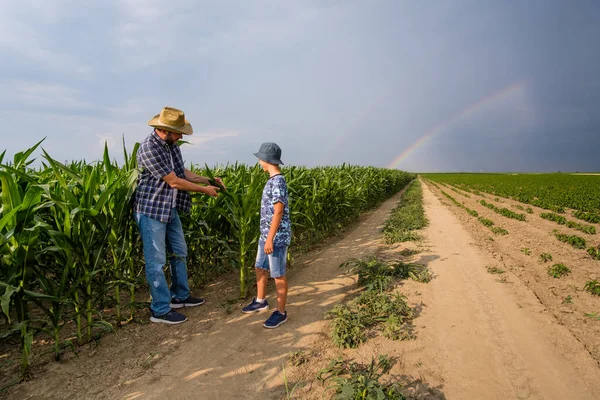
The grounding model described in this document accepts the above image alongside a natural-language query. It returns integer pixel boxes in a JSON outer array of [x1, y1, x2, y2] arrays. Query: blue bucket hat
[[254, 142, 284, 165]]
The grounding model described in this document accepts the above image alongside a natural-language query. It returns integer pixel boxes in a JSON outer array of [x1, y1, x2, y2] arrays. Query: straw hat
[[148, 106, 193, 135]]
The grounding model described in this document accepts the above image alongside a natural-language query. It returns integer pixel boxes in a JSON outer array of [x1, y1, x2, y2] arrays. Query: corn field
[[0, 140, 414, 377]]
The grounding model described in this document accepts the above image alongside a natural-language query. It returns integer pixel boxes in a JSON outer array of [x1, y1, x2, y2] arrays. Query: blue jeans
[[255, 243, 288, 278], [134, 209, 190, 316]]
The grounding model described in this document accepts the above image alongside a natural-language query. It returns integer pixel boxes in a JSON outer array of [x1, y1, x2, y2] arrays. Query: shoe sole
[[150, 316, 188, 325], [241, 306, 269, 314], [171, 300, 206, 309], [263, 318, 287, 329]]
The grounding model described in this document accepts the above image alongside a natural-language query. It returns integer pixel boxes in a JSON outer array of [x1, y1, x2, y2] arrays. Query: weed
[[383, 181, 427, 244], [539, 253, 553, 263], [289, 351, 310, 367], [282, 363, 303, 399], [547, 263, 571, 278], [562, 295, 573, 304], [486, 266, 505, 274], [327, 291, 413, 348], [383, 315, 414, 340], [587, 247, 600, 260], [540, 212, 566, 225], [520, 248, 531, 255], [342, 257, 431, 290], [318, 355, 406, 399], [451, 186, 470, 198], [526, 207, 534, 214], [478, 217, 494, 227], [583, 279, 600, 296], [566, 221, 596, 235], [399, 248, 420, 257], [584, 312, 600, 321], [491, 227, 509, 235], [555, 232, 586, 249], [466, 208, 479, 217], [355, 291, 413, 327], [573, 210, 600, 224], [328, 304, 368, 349]]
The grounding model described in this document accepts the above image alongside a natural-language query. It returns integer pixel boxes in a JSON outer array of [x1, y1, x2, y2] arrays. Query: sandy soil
[[5, 182, 600, 400], [430, 181, 600, 364]]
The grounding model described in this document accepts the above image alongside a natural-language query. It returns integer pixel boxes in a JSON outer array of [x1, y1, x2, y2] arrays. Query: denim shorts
[[255, 243, 288, 278]]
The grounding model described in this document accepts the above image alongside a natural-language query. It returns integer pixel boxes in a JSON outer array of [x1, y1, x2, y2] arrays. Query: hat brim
[[254, 152, 284, 165], [148, 114, 193, 135]]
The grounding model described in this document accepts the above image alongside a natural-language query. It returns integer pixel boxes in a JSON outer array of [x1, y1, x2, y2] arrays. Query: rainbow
[[387, 82, 525, 169]]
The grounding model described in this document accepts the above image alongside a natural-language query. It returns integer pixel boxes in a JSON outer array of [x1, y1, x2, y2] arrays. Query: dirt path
[[112, 189, 408, 400], [8, 186, 407, 400], [398, 182, 600, 399], [428, 181, 600, 363], [8, 182, 600, 399]]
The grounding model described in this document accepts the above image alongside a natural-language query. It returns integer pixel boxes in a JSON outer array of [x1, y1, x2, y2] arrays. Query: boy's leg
[[269, 246, 288, 313], [242, 243, 270, 313], [274, 276, 288, 313], [263, 246, 289, 328], [255, 242, 270, 299], [134, 212, 172, 316], [165, 208, 190, 301], [256, 268, 269, 299]]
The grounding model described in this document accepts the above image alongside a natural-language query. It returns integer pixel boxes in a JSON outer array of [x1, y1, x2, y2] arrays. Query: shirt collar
[[151, 130, 171, 149]]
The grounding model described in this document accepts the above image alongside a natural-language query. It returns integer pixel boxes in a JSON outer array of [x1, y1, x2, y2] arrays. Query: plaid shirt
[[134, 131, 191, 222]]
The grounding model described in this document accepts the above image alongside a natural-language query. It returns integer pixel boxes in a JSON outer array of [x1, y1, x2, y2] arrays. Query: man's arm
[[163, 172, 220, 196], [264, 202, 284, 254], [184, 169, 226, 189], [184, 169, 210, 184]]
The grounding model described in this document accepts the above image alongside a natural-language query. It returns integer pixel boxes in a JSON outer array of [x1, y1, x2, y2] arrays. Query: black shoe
[[171, 296, 205, 309], [242, 298, 269, 314], [263, 311, 287, 329], [150, 309, 187, 325]]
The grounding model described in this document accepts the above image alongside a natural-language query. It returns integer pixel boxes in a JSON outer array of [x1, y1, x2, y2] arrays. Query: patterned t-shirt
[[259, 174, 291, 247]]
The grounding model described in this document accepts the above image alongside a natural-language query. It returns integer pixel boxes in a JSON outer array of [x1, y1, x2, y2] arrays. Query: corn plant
[[0, 141, 65, 376], [203, 163, 264, 298], [1, 141, 414, 377]]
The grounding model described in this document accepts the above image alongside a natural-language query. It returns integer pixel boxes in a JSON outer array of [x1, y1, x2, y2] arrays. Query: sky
[[0, 0, 599, 172]]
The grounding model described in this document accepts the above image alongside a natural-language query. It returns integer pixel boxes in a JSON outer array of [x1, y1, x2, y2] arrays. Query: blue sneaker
[[150, 309, 187, 325], [171, 296, 205, 309], [263, 310, 287, 329], [242, 298, 269, 314]]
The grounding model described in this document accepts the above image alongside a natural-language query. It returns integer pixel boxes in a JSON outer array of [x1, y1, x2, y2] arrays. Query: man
[[134, 106, 224, 324]]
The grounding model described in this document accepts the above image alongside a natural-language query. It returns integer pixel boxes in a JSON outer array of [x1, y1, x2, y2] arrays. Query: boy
[[242, 142, 291, 329]]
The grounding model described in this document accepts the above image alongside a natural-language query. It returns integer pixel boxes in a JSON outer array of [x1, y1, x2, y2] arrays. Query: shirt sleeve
[[138, 142, 172, 180], [271, 177, 287, 205]]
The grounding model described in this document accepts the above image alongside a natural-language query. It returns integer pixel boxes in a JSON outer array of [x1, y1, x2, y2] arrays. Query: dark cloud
[[1, 1, 599, 171]]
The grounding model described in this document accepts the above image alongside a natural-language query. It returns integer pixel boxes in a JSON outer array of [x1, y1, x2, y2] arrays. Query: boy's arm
[[264, 202, 284, 255]]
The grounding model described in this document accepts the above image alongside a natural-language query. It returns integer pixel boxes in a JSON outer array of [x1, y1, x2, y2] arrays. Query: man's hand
[[264, 239, 274, 255], [203, 185, 221, 197], [214, 177, 226, 190]]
